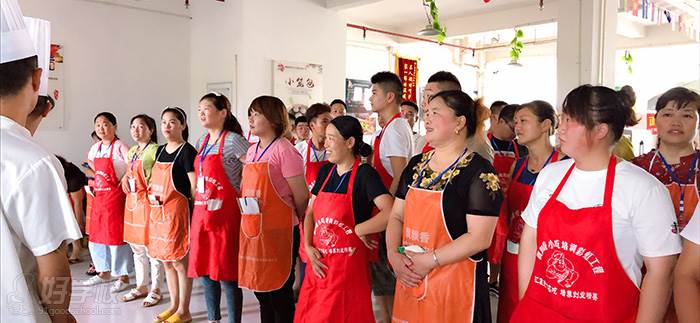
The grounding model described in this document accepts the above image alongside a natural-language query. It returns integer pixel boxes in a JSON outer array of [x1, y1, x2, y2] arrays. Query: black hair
[[248, 96, 289, 137], [161, 106, 189, 141], [305, 103, 331, 123], [429, 90, 477, 138], [490, 100, 508, 116], [655, 87, 700, 114], [94, 111, 117, 125], [91, 131, 100, 140], [130, 114, 158, 144], [0, 55, 38, 97], [200, 92, 243, 136], [28, 95, 55, 118], [562, 84, 638, 142], [427, 71, 461, 91], [330, 99, 347, 109], [288, 112, 296, 120], [371, 71, 403, 104], [400, 100, 419, 112], [518, 100, 557, 135], [498, 104, 520, 123], [330, 116, 373, 157], [294, 116, 308, 126]]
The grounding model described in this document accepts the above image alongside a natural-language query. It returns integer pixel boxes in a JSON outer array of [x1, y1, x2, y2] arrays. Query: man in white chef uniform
[[1, 1, 82, 322]]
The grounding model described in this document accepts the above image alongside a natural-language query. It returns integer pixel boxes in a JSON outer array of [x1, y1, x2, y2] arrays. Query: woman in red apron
[[295, 116, 394, 323], [119, 114, 164, 307], [150, 107, 197, 323], [387, 90, 502, 323], [240, 96, 309, 323], [189, 93, 249, 323], [632, 87, 700, 322], [497, 101, 562, 323], [82, 112, 133, 293], [512, 85, 681, 323], [294, 103, 332, 291]]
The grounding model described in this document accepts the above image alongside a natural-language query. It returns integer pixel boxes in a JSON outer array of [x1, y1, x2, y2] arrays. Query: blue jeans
[[201, 276, 243, 323]]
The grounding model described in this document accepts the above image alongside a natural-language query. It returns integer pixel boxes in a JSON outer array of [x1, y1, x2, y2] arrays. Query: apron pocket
[[241, 213, 262, 238]]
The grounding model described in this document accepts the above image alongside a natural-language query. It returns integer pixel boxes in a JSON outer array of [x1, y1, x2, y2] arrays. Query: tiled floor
[[68, 250, 498, 322]]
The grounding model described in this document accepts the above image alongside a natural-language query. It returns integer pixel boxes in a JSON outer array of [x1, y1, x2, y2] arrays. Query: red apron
[[123, 145, 152, 246], [511, 156, 640, 323], [392, 183, 478, 322], [90, 142, 127, 245], [421, 144, 434, 154], [372, 113, 402, 189], [85, 185, 94, 234], [487, 133, 520, 265], [189, 132, 242, 281], [300, 140, 330, 263], [294, 160, 374, 323], [497, 151, 558, 323], [147, 145, 191, 261]]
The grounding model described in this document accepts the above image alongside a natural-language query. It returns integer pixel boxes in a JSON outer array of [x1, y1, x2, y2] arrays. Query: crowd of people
[[2, 1, 700, 323]]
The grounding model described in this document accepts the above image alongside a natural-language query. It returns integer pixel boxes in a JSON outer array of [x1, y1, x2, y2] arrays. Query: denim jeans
[[201, 276, 243, 323]]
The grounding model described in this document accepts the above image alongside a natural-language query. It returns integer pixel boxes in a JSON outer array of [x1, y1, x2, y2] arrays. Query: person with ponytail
[[119, 114, 165, 307], [83, 112, 134, 293], [294, 116, 394, 323], [387, 90, 502, 322], [496, 100, 565, 323], [512, 85, 681, 323], [190, 92, 249, 323], [150, 107, 197, 323]]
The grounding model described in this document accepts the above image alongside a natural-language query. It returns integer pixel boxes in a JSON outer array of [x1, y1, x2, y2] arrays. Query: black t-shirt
[[311, 163, 389, 225], [490, 135, 528, 158], [155, 143, 197, 199], [396, 152, 503, 242]]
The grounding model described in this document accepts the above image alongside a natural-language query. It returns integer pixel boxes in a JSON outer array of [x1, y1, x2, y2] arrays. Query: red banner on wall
[[396, 57, 418, 102]]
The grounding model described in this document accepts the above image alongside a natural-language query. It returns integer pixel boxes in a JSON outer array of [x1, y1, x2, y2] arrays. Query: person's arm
[[386, 198, 424, 287], [286, 175, 310, 221], [674, 239, 700, 323], [70, 190, 85, 232], [637, 255, 677, 323], [388, 156, 407, 194], [518, 224, 537, 298], [304, 195, 327, 278], [36, 242, 76, 323], [355, 194, 394, 236]]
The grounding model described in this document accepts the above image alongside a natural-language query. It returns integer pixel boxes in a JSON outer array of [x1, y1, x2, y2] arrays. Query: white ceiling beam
[[325, 0, 382, 11]]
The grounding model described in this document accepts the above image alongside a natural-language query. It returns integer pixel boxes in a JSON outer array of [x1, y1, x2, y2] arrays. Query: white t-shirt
[[413, 133, 426, 157], [87, 139, 129, 179], [681, 207, 700, 245], [1, 116, 82, 323], [373, 117, 413, 176], [295, 140, 328, 171], [522, 158, 682, 287]]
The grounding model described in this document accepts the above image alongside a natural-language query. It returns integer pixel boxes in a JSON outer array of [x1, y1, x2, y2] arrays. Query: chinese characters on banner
[[272, 60, 324, 114], [396, 56, 418, 102]]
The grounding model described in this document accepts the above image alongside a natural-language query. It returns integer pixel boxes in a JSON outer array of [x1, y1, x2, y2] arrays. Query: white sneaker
[[82, 275, 113, 286], [110, 280, 130, 293]]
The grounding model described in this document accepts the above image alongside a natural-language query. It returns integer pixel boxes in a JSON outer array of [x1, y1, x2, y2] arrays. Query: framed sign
[[272, 60, 323, 109]]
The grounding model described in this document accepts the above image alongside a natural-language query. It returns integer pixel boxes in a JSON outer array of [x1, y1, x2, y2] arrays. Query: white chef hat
[[1, 0, 36, 64], [23, 17, 50, 96]]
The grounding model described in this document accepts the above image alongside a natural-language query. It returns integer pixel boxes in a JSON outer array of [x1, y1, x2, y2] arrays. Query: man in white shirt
[[400, 100, 426, 156], [1, 1, 82, 322]]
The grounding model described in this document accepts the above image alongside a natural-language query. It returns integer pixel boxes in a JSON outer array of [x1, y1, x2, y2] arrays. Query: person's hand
[[356, 233, 379, 250], [405, 250, 436, 280], [120, 176, 130, 194], [305, 245, 328, 279], [388, 250, 422, 288]]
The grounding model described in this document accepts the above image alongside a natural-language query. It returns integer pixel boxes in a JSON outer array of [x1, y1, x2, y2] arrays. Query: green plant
[[425, 0, 447, 42], [510, 29, 524, 63], [622, 50, 633, 74]]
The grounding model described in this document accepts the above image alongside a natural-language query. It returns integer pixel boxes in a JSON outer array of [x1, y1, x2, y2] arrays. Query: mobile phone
[[81, 162, 92, 170]]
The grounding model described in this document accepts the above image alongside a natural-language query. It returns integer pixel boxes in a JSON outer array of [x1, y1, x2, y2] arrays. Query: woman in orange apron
[[294, 103, 332, 289], [240, 96, 309, 323], [294, 116, 394, 323], [512, 85, 681, 323], [632, 87, 700, 322], [189, 93, 249, 323], [386, 90, 502, 323], [496, 101, 563, 323], [119, 114, 165, 307], [82, 112, 134, 293], [150, 107, 197, 323]]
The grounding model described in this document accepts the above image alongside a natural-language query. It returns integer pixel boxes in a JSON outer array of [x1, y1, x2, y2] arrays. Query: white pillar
[[556, 0, 618, 107]]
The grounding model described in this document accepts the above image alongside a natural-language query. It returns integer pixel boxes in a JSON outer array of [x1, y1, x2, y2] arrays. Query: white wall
[[20, 0, 191, 165]]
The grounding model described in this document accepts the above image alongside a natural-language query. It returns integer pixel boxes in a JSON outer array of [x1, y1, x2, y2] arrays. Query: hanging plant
[[425, 0, 447, 42], [622, 50, 633, 74], [509, 29, 524, 64]]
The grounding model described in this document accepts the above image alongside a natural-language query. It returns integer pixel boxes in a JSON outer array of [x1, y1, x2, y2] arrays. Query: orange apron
[[123, 145, 153, 246], [238, 139, 294, 292], [647, 151, 699, 231], [392, 154, 477, 322], [147, 145, 190, 261]]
